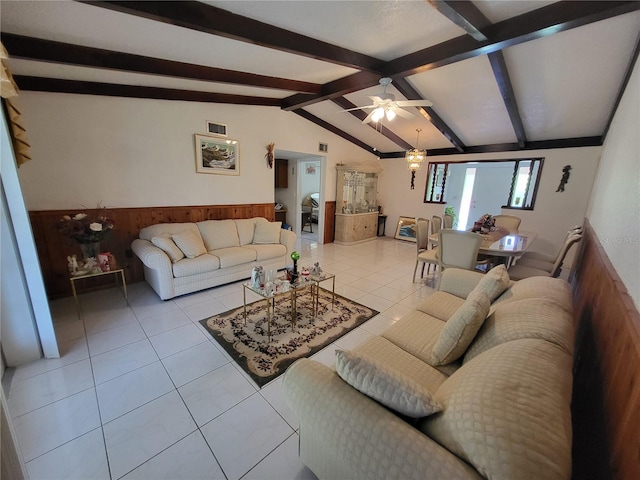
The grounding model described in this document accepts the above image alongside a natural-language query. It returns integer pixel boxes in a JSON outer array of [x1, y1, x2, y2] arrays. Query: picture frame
[[194, 134, 239, 176], [394, 216, 417, 242]]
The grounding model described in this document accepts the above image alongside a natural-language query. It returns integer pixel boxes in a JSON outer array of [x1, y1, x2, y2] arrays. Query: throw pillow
[[151, 234, 185, 263], [429, 289, 490, 366], [253, 221, 282, 244], [172, 230, 207, 259], [471, 264, 510, 302], [335, 349, 442, 418]]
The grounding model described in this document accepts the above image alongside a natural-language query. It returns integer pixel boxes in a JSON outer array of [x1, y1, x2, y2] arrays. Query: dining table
[[429, 229, 537, 267]]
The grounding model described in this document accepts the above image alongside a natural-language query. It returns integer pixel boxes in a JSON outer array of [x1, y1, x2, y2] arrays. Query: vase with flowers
[[57, 209, 115, 259], [473, 213, 495, 233]]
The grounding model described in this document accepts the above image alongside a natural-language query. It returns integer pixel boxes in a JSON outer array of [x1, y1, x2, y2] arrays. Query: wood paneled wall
[[324, 201, 336, 244], [29, 203, 274, 299], [571, 219, 640, 480]]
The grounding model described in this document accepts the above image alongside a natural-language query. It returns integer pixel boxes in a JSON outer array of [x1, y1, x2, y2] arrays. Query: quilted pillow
[[172, 230, 207, 259], [253, 221, 281, 244], [335, 349, 442, 418], [471, 264, 510, 302], [429, 289, 490, 366], [151, 234, 185, 263]]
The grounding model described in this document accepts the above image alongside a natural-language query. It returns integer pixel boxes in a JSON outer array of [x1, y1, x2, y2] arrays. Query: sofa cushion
[[335, 349, 443, 418], [470, 264, 510, 302], [492, 276, 572, 312], [429, 290, 490, 366], [419, 339, 572, 480], [197, 220, 240, 251], [244, 244, 286, 261], [416, 291, 465, 322], [151, 234, 185, 263], [172, 254, 220, 278], [210, 247, 256, 268], [139, 222, 200, 242], [381, 311, 445, 366], [253, 221, 282, 244], [172, 230, 207, 259], [235, 218, 264, 246], [463, 298, 574, 363]]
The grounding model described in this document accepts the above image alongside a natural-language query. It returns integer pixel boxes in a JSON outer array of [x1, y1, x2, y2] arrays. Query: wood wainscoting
[[29, 203, 275, 299], [323, 201, 336, 244], [571, 219, 640, 480]]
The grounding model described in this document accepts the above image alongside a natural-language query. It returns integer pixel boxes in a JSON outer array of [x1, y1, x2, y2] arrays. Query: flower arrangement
[[477, 213, 495, 230], [57, 210, 115, 244]]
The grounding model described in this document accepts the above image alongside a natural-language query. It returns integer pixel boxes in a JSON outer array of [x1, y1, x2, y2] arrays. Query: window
[[424, 158, 543, 210]]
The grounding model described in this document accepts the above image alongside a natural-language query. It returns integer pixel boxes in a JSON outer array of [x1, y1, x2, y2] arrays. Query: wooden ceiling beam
[[80, 0, 385, 74], [2, 33, 321, 94], [293, 109, 377, 155], [331, 97, 413, 150], [14, 76, 282, 106], [284, 1, 640, 110], [427, 0, 491, 41], [391, 77, 466, 152]]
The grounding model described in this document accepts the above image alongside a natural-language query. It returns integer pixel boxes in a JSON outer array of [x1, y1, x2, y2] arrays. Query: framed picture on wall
[[194, 134, 239, 176], [394, 216, 417, 242]]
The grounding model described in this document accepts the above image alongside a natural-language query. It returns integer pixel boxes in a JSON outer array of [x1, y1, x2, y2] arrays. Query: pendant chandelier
[[406, 128, 426, 190]]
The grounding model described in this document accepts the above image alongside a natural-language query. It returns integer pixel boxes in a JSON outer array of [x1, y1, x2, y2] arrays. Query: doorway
[[274, 149, 325, 243]]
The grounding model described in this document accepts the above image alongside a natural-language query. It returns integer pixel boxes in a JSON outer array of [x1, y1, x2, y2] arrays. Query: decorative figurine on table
[[310, 262, 322, 276], [290, 251, 300, 284], [67, 255, 79, 273], [251, 266, 264, 289]]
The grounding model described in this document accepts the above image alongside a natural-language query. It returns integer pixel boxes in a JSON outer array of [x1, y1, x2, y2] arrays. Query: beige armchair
[[509, 233, 582, 280], [493, 215, 521, 232], [413, 217, 438, 282], [437, 229, 482, 288]]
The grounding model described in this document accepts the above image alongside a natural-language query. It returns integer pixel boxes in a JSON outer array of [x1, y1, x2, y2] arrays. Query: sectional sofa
[[132, 217, 296, 300], [284, 266, 574, 479]]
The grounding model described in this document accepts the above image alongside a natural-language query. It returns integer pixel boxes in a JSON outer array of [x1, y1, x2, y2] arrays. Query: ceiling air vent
[[319, 143, 328, 152], [206, 121, 227, 136]]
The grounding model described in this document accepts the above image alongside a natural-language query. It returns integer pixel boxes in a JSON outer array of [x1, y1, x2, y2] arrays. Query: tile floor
[[3, 236, 437, 480]]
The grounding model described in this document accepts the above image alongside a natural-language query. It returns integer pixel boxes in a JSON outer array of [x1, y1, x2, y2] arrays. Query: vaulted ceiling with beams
[[2, 1, 639, 158]]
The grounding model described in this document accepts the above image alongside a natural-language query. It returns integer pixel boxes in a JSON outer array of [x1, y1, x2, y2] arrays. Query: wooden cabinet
[[334, 162, 382, 245], [275, 159, 288, 188]]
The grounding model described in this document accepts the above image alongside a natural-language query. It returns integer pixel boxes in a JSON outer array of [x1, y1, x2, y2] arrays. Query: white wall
[[586, 55, 640, 309], [378, 146, 602, 263], [16, 92, 375, 210]]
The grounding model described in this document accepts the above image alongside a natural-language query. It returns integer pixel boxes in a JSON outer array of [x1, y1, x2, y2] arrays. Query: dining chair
[[492, 215, 521, 232], [413, 217, 439, 282], [430, 215, 442, 249], [443, 214, 453, 229], [437, 229, 482, 288], [508, 233, 582, 280], [516, 226, 583, 268]]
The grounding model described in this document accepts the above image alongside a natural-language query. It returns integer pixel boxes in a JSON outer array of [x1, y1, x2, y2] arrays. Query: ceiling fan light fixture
[[385, 109, 396, 121], [372, 107, 385, 122], [406, 128, 426, 190]]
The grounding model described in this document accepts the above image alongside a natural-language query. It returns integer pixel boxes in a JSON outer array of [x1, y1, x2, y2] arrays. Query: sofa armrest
[[131, 239, 172, 276], [283, 359, 483, 480], [438, 268, 485, 299], [279, 229, 297, 256]]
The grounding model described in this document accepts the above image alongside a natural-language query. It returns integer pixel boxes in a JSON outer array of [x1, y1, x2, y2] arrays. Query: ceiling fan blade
[[392, 107, 416, 119], [361, 110, 377, 124], [395, 100, 433, 107], [339, 105, 376, 112], [368, 96, 384, 103]]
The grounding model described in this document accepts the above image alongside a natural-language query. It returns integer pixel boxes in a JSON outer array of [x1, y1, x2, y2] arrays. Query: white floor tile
[[356, 293, 395, 312], [96, 361, 175, 423], [179, 298, 229, 322], [360, 313, 400, 335], [25, 427, 110, 480], [87, 321, 146, 356], [91, 339, 159, 385], [179, 363, 256, 427], [200, 393, 293, 480], [172, 289, 215, 308], [259, 376, 298, 430], [148, 323, 209, 359], [138, 309, 193, 337], [13, 389, 101, 462], [130, 298, 180, 320], [7, 359, 95, 417], [121, 431, 225, 480], [371, 285, 411, 303], [161, 340, 229, 388], [103, 391, 197, 479], [216, 291, 245, 310], [12, 337, 89, 382], [244, 432, 317, 480], [83, 306, 138, 335], [310, 345, 338, 368], [381, 302, 414, 321], [333, 327, 374, 351], [53, 317, 86, 343]]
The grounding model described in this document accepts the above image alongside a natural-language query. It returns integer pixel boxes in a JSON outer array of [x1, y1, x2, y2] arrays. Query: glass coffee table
[[242, 270, 335, 342]]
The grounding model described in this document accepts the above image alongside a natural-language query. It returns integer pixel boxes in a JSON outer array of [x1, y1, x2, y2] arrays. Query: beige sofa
[[284, 266, 574, 480], [132, 217, 296, 300]]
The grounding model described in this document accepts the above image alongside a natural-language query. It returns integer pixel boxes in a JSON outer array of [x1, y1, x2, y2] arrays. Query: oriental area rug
[[199, 288, 378, 387]]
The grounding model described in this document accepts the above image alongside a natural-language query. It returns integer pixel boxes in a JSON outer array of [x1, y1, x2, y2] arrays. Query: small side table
[[70, 268, 128, 318], [377, 215, 387, 236]]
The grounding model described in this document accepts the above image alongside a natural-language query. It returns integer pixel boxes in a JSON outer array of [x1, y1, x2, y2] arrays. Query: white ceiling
[[2, 0, 639, 156]]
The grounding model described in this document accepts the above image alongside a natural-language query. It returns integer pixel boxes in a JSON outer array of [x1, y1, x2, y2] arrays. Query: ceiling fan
[[341, 77, 433, 124]]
